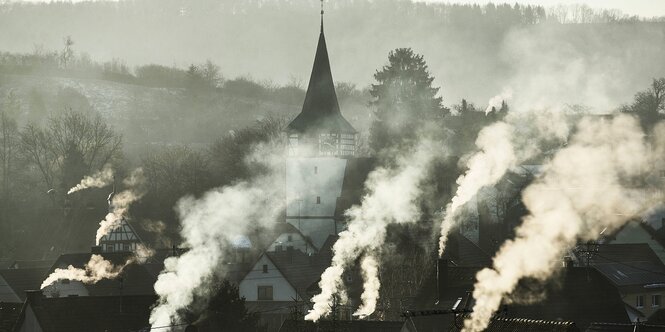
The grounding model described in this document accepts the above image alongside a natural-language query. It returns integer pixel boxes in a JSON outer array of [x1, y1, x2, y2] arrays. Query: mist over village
[[1, 0, 665, 331]]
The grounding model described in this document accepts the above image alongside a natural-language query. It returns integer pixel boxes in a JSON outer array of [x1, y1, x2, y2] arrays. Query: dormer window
[[262, 264, 268, 273]]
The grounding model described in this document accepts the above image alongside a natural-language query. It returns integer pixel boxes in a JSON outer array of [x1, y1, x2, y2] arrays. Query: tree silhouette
[[369, 48, 445, 152]]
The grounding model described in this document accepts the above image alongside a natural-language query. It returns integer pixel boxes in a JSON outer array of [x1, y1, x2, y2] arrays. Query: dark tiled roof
[[403, 315, 579, 332], [265, 249, 332, 300], [0, 302, 21, 332], [279, 319, 403, 332], [286, 29, 356, 134], [412, 266, 628, 330], [17, 293, 155, 332], [8, 260, 54, 269], [586, 322, 665, 332], [0, 268, 48, 302], [581, 244, 665, 288]]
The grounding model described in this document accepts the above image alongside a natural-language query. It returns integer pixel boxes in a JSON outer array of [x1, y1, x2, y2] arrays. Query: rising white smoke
[[438, 122, 517, 256], [67, 165, 114, 195], [484, 88, 513, 115], [41, 254, 131, 289], [354, 255, 380, 318], [437, 108, 572, 257], [306, 142, 440, 321], [95, 168, 146, 245], [149, 146, 284, 330], [464, 115, 664, 331]]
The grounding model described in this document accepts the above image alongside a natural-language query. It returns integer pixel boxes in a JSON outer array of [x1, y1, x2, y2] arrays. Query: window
[[262, 264, 268, 273], [258, 286, 273, 301], [316, 196, 321, 204], [653, 295, 661, 307], [637, 295, 644, 308], [314, 166, 318, 174], [275, 245, 283, 252], [123, 244, 131, 251], [287, 235, 293, 242], [106, 245, 114, 252]]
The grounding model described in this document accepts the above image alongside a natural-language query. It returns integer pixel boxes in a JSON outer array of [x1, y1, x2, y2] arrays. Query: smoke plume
[[306, 142, 440, 321], [149, 146, 284, 330], [67, 165, 114, 194], [354, 255, 380, 318], [40, 244, 155, 291], [95, 168, 146, 245], [464, 115, 664, 331], [484, 88, 513, 115]]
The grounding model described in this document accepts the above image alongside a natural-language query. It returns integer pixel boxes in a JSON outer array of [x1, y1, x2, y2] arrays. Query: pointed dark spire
[[287, 5, 356, 135]]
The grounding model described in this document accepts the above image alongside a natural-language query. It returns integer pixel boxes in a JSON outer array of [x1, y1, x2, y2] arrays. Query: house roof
[[586, 322, 665, 332], [403, 315, 580, 332], [579, 244, 665, 288], [286, 25, 356, 134], [265, 249, 332, 300], [0, 268, 48, 302], [16, 292, 155, 332], [279, 319, 403, 332], [269, 222, 317, 252], [411, 266, 629, 330]]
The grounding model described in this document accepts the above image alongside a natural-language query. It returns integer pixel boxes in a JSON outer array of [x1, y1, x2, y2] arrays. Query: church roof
[[287, 23, 356, 134]]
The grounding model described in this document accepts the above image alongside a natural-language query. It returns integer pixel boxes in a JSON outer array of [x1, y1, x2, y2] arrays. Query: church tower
[[285, 6, 357, 249]]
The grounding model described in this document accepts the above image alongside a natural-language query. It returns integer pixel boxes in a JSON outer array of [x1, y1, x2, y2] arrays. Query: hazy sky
[[420, 0, 665, 17]]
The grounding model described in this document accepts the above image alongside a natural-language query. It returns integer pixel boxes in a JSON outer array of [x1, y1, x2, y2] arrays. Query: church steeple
[[286, 3, 356, 137]]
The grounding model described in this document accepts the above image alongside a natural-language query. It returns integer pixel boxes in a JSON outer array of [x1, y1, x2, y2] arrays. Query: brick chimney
[[25, 290, 44, 307]]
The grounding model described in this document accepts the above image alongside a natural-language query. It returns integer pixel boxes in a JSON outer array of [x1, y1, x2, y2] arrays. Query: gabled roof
[[582, 244, 665, 288], [0, 268, 48, 302], [16, 292, 155, 332], [286, 26, 355, 134], [403, 315, 580, 332], [265, 249, 332, 300]]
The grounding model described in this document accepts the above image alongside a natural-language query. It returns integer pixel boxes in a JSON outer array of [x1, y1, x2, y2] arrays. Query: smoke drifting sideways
[[306, 141, 442, 321], [95, 168, 146, 245], [67, 165, 114, 195], [149, 144, 285, 330], [437, 107, 572, 257], [464, 115, 665, 332], [40, 245, 154, 290]]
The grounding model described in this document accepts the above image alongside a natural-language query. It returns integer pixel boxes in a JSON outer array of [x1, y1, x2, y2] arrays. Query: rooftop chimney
[[25, 290, 44, 307], [91, 246, 102, 254], [436, 258, 448, 304]]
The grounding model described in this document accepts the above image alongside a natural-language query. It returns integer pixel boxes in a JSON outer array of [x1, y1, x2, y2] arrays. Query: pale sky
[[419, 0, 665, 17], [11, 0, 665, 18]]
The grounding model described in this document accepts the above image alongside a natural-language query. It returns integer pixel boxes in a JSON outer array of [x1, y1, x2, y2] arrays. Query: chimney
[[91, 246, 102, 254], [563, 256, 574, 268], [436, 258, 448, 304], [25, 290, 44, 307]]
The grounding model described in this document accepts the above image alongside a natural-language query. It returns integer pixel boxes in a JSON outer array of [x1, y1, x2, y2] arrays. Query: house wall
[[610, 223, 665, 265], [239, 255, 298, 301], [286, 157, 347, 249], [623, 290, 665, 319]]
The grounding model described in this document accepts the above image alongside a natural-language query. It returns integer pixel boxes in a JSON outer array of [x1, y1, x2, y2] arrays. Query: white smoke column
[[306, 142, 439, 321], [95, 168, 146, 245], [149, 147, 284, 330], [40, 254, 133, 289], [484, 88, 513, 115], [67, 165, 114, 194], [464, 115, 663, 331], [438, 122, 516, 256], [354, 255, 380, 318]]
